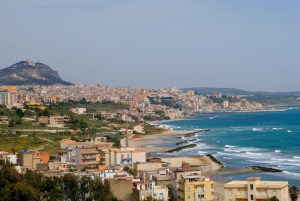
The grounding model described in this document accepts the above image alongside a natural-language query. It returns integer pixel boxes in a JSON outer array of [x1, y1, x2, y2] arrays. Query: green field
[[0, 136, 47, 151]]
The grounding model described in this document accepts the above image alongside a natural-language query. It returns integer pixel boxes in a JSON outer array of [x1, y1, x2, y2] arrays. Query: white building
[[70, 107, 87, 114]]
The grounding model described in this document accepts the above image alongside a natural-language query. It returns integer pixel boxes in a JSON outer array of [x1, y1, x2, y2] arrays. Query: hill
[[0, 60, 73, 85], [180, 87, 300, 96]]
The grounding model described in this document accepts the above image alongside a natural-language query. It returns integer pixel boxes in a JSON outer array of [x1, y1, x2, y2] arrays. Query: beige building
[[109, 147, 146, 167], [224, 177, 289, 201], [133, 162, 163, 177], [49, 115, 64, 126], [0, 116, 9, 124]]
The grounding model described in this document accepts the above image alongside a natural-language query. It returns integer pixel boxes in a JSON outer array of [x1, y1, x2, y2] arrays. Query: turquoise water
[[152, 107, 300, 187]]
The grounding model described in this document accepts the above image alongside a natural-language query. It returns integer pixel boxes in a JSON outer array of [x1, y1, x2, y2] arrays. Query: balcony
[[82, 156, 97, 159], [236, 195, 248, 199], [121, 156, 131, 160], [256, 194, 268, 199]]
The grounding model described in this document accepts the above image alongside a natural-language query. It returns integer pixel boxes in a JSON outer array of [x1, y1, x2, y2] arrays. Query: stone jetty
[[205, 154, 224, 168], [246, 166, 282, 173], [176, 139, 197, 145], [166, 144, 197, 153]]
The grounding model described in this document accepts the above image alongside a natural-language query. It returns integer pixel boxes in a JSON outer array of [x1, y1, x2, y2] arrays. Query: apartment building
[[224, 177, 289, 201], [170, 168, 202, 201], [74, 147, 100, 168], [49, 115, 64, 125], [178, 175, 214, 201], [0, 91, 11, 105], [133, 162, 164, 177], [109, 147, 146, 167]]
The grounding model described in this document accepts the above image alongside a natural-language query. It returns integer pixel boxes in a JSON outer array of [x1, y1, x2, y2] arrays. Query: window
[[187, 187, 190, 191], [154, 193, 157, 197], [250, 184, 253, 190], [127, 154, 130, 158], [201, 194, 204, 198], [159, 193, 163, 199], [187, 195, 190, 199], [273, 191, 277, 196], [251, 195, 254, 200], [229, 190, 232, 196]]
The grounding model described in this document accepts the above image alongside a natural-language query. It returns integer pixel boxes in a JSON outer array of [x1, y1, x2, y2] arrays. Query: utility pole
[[125, 114, 128, 147]]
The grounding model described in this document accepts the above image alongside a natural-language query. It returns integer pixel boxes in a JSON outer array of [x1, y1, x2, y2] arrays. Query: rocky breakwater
[[184, 129, 212, 137], [246, 166, 282, 173], [166, 144, 197, 153], [176, 139, 197, 145], [205, 154, 224, 168]]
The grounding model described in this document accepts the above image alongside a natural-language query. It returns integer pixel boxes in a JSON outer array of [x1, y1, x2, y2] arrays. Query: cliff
[[0, 60, 73, 85]]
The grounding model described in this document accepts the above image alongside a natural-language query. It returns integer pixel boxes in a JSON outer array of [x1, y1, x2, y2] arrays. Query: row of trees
[[0, 159, 120, 201]]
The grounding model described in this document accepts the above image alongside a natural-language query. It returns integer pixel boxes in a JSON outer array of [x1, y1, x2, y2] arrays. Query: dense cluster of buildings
[[0, 84, 261, 122], [0, 139, 290, 201]]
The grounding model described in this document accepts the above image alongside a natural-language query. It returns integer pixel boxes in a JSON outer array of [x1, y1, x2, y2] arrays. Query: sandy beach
[[120, 129, 255, 198]]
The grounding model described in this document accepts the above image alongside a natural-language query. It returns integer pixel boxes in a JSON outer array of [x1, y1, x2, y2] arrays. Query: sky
[[0, 1, 300, 92]]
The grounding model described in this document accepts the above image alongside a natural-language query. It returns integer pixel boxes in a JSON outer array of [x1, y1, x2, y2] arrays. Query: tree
[[79, 176, 93, 201], [8, 120, 15, 127], [63, 173, 80, 201], [41, 176, 63, 201], [289, 186, 300, 201], [10, 182, 40, 201], [15, 108, 24, 117], [268, 196, 279, 201]]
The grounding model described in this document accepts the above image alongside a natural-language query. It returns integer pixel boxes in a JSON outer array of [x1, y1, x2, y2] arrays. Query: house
[[133, 125, 145, 133], [0, 116, 9, 124], [38, 116, 49, 124], [224, 177, 289, 201], [49, 115, 64, 126], [133, 162, 164, 177], [70, 107, 87, 114], [106, 176, 134, 201]]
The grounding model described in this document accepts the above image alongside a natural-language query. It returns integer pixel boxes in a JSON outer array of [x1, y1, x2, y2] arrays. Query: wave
[[273, 128, 283, 130], [287, 130, 293, 133], [252, 128, 263, 132], [198, 151, 207, 155], [224, 149, 242, 153], [217, 152, 234, 156], [274, 150, 281, 153], [293, 156, 300, 159], [282, 171, 300, 178], [245, 152, 263, 156], [225, 145, 236, 148]]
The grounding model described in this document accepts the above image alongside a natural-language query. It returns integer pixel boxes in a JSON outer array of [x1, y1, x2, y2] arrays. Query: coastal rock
[[231, 100, 262, 108], [246, 166, 282, 173], [176, 138, 197, 145], [184, 132, 197, 137], [205, 154, 224, 168], [166, 144, 197, 153]]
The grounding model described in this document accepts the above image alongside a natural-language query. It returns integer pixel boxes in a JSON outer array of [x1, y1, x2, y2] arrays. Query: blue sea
[[151, 106, 300, 187]]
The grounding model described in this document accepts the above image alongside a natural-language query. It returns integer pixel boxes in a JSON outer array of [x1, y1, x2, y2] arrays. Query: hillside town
[[0, 84, 263, 121]]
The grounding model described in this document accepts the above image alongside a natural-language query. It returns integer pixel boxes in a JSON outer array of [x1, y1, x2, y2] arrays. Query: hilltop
[[0, 60, 73, 85]]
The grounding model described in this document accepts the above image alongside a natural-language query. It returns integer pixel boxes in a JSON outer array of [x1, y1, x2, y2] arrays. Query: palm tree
[[289, 186, 300, 201]]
